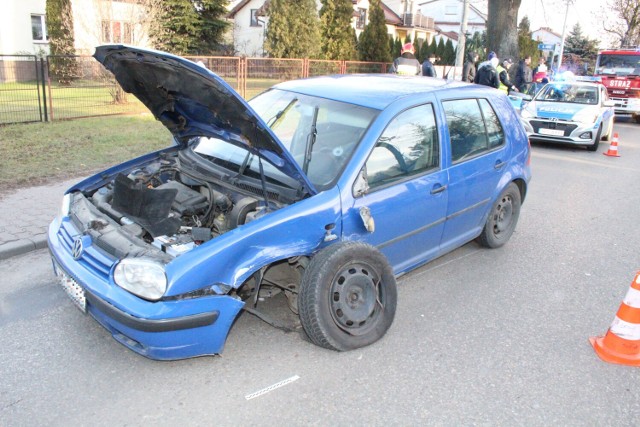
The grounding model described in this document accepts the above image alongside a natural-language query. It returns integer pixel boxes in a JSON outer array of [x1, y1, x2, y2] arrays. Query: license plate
[[53, 261, 87, 312], [538, 128, 564, 136]]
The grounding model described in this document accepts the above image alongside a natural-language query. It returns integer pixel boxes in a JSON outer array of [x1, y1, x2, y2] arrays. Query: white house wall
[[72, 0, 151, 55], [232, 0, 267, 57], [420, 0, 486, 35], [1, 0, 49, 55]]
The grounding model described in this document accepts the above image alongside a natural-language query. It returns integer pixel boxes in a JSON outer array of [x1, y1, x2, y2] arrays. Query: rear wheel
[[478, 183, 522, 248], [298, 242, 397, 351], [587, 124, 602, 152]]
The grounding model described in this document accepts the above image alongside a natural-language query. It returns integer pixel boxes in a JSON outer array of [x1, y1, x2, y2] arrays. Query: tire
[[298, 242, 397, 351], [634, 114, 640, 124], [587, 124, 602, 152], [478, 183, 522, 248]]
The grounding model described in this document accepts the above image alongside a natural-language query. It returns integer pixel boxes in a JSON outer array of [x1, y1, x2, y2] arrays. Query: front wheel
[[478, 183, 522, 248], [587, 124, 602, 152], [298, 242, 397, 351]]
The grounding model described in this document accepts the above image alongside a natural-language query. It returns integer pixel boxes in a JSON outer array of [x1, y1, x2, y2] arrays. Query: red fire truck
[[594, 48, 640, 123]]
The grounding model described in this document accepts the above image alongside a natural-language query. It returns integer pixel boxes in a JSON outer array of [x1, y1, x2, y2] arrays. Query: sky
[[473, 0, 614, 47]]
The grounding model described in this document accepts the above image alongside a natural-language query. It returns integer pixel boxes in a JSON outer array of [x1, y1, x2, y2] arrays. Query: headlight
[[60, 193, 72, 218], [114, 258, 167, 301], [573, 109, 598, 123]]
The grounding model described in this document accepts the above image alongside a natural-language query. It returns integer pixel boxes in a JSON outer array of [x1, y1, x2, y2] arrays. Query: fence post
[[45, 56, 54, 121], [39, 58, 48, 122], [33, 56, 43, 122]]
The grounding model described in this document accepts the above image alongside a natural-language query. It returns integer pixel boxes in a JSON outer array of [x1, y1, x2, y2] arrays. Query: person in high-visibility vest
[[496, 58, 518, 94], [390, 43, 421, 76]]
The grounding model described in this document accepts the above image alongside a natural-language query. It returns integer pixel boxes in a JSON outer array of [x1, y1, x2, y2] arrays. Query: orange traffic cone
[[603, 132, 620, 157], [590, 272, 640, 366]]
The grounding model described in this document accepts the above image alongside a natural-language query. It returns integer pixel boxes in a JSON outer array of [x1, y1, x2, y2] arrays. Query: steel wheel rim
[[494, 194, 514, 235], [329, 262, 384, 336]]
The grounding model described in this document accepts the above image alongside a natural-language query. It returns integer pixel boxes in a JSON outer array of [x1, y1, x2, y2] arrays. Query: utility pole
[[556, 0, 574, 72], [454, 0, 471, 77]]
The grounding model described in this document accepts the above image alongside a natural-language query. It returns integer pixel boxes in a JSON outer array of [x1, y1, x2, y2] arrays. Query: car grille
[[530, 120, 578, 136], [58, 220, 116, 280]]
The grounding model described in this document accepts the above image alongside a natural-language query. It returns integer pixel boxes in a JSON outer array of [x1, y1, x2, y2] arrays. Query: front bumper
[[48, 217, 244, 360], [522, 118, 599, 146], [610, 97, 640, 116]]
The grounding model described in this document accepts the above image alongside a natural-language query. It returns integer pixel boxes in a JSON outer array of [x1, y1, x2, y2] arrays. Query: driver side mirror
[[353, 169, 369, 197]]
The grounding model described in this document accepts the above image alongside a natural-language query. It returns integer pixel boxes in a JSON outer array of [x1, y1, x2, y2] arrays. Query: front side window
[[31, 15, 47, 42], [444, 98, 504, 163], [365, 104, 439, 189]]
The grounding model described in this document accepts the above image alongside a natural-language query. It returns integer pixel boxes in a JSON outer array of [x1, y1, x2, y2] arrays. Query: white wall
[[72, 0, 151, 55], [0, 0, 49, 55], [232, 0, 267, 57], [420, 0, 486, 35]]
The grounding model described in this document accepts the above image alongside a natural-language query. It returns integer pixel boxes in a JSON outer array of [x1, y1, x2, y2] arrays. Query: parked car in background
[[520, 80, 615, 151], [48, 46, 532, 360]]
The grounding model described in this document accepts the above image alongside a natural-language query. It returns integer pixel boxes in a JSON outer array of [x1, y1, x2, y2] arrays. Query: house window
[[101, 21, 133, 44], [357, 9, 367, 29], [250, 9, 260, 27], [31, 15, 47, 42]]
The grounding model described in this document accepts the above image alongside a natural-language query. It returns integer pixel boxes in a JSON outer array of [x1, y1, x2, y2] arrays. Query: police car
[[520, 77, 615, 151]]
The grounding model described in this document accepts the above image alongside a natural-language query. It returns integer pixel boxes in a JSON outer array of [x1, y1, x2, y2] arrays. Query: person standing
[[390, 43, 421, 75], [422, 53, 438, 77], [474, 51, 500, 89], [533, 57, 548, 82], [462, 51, 479, 82], [514, 56, 532, 92], [497, 58, 518, 93]]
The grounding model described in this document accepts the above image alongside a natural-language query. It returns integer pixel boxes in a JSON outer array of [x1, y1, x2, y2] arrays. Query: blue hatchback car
[[48, 46, 531, 360]]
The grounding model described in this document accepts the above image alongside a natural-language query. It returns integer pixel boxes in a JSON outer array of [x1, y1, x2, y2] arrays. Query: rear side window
[[365, 104, 439, 188], [443, 98, 505, 163]]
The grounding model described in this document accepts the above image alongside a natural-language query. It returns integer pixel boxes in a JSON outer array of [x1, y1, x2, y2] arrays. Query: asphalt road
[[2, 120, 640, 426]]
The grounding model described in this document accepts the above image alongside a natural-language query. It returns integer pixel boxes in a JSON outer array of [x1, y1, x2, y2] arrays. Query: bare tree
[[486, 0, 521, 61], [600, 0, 640, 47]]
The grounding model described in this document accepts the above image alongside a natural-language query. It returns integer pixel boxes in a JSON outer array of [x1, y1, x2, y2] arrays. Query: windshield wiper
[[266, 98, 298, 127], [302, 106, 319, 174]]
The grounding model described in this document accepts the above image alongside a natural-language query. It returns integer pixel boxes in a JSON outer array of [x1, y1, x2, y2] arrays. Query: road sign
[[538, 43, 555, 50]]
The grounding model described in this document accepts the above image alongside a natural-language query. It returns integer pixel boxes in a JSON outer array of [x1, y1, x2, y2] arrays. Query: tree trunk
[[487, 0, 521, 60]]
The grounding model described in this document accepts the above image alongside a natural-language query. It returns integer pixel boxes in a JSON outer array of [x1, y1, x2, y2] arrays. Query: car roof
[[274, 74, 480, 110]]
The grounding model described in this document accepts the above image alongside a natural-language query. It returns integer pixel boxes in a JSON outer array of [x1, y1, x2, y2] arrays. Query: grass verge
[[0, 114, 171, 191]]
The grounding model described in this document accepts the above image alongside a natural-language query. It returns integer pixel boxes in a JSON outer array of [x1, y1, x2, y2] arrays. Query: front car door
[[342, 104, 449, 275]]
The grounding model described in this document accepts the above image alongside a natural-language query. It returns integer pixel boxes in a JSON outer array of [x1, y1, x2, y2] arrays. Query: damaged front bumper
[[48, 216, 244, 360]]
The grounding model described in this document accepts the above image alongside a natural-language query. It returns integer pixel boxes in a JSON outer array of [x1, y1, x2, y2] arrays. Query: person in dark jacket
[[390, 43, 421, 75], [514, 55, 532, 92], [497, 58, 519, 93], [474, 52, 500, 89], [422, 53, 437, 77], [462, 51, 479, 82]]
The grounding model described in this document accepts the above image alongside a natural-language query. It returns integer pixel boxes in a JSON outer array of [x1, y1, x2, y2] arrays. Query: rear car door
[[344, 104, 448, 274], [439, 98, 510, 252]]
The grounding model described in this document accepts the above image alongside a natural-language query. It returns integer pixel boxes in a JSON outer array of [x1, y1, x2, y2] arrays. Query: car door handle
[[430, 184, 447, 195], [494, 160, 506, 170]]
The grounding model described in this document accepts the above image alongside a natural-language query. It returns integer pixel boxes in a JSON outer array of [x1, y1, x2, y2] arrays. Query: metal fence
[[0, 55, 392, 125]]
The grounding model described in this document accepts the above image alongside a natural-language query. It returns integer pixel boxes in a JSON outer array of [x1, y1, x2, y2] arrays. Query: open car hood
[[93, 45, 316, 196]]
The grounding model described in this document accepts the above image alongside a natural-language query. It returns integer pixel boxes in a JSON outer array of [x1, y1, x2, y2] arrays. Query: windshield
[[535, 84, 599, 105], [249, 89, 378, 188], [595, 53, 640, 76]]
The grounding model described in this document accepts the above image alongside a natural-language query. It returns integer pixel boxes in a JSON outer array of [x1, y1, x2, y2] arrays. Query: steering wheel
[[377, 142, 409, 173]]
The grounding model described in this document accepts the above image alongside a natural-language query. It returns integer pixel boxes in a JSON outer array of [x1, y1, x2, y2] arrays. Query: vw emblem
[[72, 238, 84, 260]]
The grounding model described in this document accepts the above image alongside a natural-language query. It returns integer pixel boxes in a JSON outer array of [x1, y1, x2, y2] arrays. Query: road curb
[[0, 235, 48, 260]]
